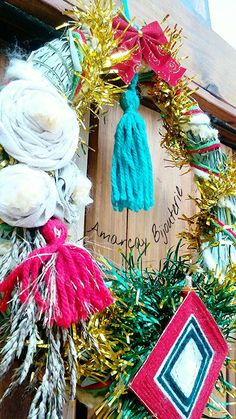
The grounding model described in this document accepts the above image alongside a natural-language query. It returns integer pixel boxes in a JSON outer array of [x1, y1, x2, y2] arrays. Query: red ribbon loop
[[112, 16, 186, 86]]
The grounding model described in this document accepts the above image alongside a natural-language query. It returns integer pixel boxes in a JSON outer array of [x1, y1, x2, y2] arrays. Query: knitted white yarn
[[0, 164, 58, 227]]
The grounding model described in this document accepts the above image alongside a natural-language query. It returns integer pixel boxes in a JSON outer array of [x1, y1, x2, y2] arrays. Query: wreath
[[0, 1, 234, 418]]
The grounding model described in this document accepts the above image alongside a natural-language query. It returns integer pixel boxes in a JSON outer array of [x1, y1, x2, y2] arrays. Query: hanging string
[[122, 0, 131, 21]]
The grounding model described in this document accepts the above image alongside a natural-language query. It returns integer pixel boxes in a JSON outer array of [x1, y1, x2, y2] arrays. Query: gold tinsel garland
[[150, 76, 193, 166], [147, 21, 196, 167], [0, 2, 233, 417], [180, 160, 236, 251], [64, 0, 132, 122], [67, 255, 236, 417], [147, 21, 236, 263]]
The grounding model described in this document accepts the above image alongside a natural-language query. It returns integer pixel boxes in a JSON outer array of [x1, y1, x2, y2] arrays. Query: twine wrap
[[29, 29, 84, 99], [184, 105, 236, 275], [111, 75, 154, 212]]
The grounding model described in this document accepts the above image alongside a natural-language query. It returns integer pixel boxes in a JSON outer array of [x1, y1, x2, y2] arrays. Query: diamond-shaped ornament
[[130, 291, 228, 419]]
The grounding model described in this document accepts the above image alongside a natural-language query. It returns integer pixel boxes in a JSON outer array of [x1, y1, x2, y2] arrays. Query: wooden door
[[85, 103, 197, 268]]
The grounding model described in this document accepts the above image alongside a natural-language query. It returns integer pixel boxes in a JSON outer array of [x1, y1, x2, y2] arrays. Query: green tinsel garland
[[75, 244, 236, 418]]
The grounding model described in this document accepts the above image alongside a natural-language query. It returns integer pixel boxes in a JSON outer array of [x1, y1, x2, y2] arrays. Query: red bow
[[112, 16, 186, 86]]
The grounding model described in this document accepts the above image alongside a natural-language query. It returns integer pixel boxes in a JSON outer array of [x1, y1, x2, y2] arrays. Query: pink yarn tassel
[[0, 219, 113, 328]]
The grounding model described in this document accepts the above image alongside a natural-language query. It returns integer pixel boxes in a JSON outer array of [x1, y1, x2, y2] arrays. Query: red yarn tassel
[[0, 219, 113, 328]]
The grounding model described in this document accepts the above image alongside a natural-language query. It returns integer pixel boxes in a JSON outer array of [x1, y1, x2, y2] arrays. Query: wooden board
[[126, 105, 196, 267], [37, 0, 236, 109], [6, 0, 65, 26], [85, 104, 197, 268], [85, 105, 128, 265], [117, 0, 236, 109]]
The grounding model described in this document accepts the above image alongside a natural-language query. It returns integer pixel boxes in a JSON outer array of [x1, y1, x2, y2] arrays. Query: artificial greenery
[[75, 243, 235, 418]]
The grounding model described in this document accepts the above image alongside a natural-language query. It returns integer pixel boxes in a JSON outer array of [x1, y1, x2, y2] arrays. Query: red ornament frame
[[130, 291, 228, 419]]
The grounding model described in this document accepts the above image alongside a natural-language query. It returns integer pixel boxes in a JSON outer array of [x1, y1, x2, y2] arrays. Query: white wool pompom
[[55, 162, 92, 224], [188, 113, 210, 125], [3, 176, 47, 213], [72, 174, 93, 206], [182, 123, 218, 140], [0, 164, 58, 227], [4, 58, 48, 85]]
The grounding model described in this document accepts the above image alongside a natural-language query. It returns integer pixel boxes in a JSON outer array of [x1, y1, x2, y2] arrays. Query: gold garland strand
[[64, 0, 131, 122], [180, 160, 236, 252]]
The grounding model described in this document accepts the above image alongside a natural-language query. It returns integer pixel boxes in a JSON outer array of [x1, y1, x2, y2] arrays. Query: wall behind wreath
[[85, 105, 196, 267], [85, 104, 233, 268], [0, 2, 235, 418]]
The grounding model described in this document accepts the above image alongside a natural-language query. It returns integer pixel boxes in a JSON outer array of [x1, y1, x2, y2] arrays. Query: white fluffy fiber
[[72, 174, 93, 207], [55, 162, 92, 224], [218, 197, 236, 219], [182, 123, 218, 140], [182, 111, 219, 140], [0, 164, 58, 227], [4, 58, 49, 85], [188, 112, 210, 125]]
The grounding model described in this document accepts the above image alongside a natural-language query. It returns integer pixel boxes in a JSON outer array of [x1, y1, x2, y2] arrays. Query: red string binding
[[0, 218, 113, 328]]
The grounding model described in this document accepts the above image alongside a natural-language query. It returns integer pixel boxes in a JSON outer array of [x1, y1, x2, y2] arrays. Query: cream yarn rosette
[[55, 161, 92, 224], [0, 78, 80, 170], [0, 164, 58, 228]]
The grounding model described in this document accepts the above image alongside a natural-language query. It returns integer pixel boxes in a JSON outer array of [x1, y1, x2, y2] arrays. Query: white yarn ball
[[182, 123, 218, 140], [55, 162, 92, 224], [188, 113, 210, 125], [0, 78, 79, 170], [0, 164, 58, 227], [72, 174, 93, 206]]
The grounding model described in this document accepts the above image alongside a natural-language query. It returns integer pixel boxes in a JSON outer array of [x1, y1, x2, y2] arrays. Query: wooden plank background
[[122, 0, 236, 109], [0, 1, 235, 417], [39, 0, 236, 109], [4, 0, 236, 111], [85, 103, 197, 268]]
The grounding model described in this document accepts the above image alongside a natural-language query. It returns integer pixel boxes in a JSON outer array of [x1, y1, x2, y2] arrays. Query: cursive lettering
[[87, 185, 183, 250], [87, 221, 148, 252], [152, 185, 183, 245]]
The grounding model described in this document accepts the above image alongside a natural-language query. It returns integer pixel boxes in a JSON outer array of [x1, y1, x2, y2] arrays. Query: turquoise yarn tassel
[[111, 75, 154, 212]]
